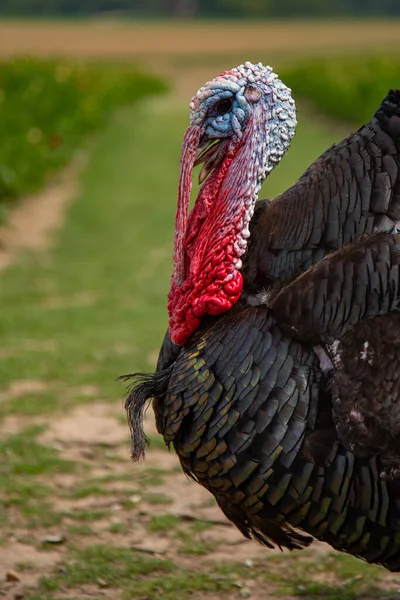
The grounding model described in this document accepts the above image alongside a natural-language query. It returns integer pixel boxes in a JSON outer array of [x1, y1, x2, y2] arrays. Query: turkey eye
[[215, 98, 232, 115]]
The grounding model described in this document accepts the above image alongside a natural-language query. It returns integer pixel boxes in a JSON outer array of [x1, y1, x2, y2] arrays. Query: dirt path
[[0, 152, 86, 272]]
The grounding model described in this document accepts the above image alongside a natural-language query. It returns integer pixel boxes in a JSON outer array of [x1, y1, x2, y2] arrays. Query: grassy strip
[[0, 425, 76, 528], [30, 545, 239, 600], [282, 55, 400, 124], [26, 543, 399, 600], [0, 57, 166, 213]]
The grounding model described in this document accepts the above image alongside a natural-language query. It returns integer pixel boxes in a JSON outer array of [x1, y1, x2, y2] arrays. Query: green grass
[[108, 522, 126, 534], [4, 391, 60, 416], [148, 514, 181, 532], [282, 55, 400, 124], [263, 551, 399, 599], [27, 542, 400, 600], [72, 509, 111, 522], [147, 513, 215, 555], [69, 483, 106, 498], [0, 426, 76, 527], [31, 544, 239, 600], [0, 425, 75, 475], [68, 524, 94, 536], [147, 432, 169, 451], [143, 492, 173, 505]]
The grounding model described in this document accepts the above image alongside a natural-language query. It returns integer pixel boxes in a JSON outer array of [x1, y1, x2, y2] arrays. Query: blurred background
[[0, 0, 400, 18], [1, 3, 400, 600]]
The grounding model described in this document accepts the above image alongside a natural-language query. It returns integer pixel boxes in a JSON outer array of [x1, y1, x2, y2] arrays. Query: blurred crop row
[[282, 55, 400, 124], [0, 57, 166, 216]]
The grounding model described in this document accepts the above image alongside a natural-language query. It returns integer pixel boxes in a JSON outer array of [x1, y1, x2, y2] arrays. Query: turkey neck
[[168, 108, 269, 346]]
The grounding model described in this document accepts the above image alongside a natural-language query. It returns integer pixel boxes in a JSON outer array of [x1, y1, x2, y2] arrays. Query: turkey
[[124, 62, 400, 570]]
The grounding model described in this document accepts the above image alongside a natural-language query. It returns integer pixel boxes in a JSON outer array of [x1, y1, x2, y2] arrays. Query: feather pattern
[[126, 303, 400, 570]]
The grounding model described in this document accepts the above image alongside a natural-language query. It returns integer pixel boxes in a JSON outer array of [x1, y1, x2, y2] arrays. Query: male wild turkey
[[125, 62, 400, 570]]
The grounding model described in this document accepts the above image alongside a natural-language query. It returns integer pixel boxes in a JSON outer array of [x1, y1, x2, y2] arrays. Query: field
[[1, 19, 400, 59], [1, 18, 400, 600]]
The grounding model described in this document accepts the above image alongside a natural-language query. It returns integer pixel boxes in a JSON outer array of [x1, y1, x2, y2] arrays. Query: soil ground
[[0, 19, 400, 60]]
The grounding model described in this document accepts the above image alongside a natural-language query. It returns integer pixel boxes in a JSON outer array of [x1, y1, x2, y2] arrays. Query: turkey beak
[[194, 137, 228, 185]]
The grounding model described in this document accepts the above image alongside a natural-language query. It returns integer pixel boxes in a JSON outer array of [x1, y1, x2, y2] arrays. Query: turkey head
[[168, 62, 296, 345]]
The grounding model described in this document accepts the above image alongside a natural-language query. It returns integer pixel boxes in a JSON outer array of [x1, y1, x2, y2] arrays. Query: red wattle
[[168, 271, 243, 345], [224, 275, 243, 295], [169, 116, 257, 346]]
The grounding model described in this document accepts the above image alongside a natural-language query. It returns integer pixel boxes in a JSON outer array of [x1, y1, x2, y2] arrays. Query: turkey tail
[[121, 366, 173, 461]]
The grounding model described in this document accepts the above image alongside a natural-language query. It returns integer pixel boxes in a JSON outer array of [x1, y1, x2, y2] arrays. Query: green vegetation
[[26, 543, 400, 599], [0, 425, 74, 476], [282, 55, 400, 124], [30, 544, 239, 600], [263, 551, 398, 599], [72, 509, 111, 522], [0, 57, 166, 213], [148, 514, 181, 532], [5, 390, 60, 415], [0, 426, 75, 527], [143, 492, 173, 504], [147, 513, 215, 555]]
